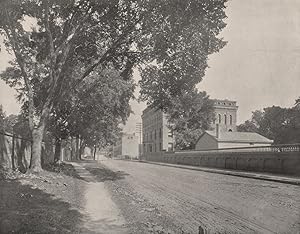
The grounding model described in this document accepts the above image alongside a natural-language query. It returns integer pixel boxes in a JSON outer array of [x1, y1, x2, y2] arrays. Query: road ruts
[[88, 160, 300, 233]]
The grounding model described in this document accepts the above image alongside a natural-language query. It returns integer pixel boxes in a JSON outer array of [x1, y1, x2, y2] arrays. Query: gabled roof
[[205, 131, 273, 144]]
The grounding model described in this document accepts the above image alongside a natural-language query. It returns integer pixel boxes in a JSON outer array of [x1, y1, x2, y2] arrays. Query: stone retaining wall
[[144, 149, 300, 175]]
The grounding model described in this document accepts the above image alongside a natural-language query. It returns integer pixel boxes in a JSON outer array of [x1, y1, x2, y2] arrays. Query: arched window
[[224, 114, 227, 125], [230, 115, 233, 125], [218, 114, 221, 123]]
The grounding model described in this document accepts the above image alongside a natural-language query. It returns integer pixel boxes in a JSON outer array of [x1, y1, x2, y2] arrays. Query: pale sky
[[0, 0, 300, 134]]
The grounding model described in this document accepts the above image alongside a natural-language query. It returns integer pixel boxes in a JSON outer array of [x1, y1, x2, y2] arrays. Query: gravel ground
[[2, 160, 298, 234], [95, 159, 300, 234], [80, 161, 178, 234]]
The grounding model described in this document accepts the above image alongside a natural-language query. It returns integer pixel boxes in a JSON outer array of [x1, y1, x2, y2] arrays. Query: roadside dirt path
[[70, 162, 128, 234]]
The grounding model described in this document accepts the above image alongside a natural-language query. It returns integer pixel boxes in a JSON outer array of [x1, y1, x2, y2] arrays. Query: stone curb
[[135, 160, 300, 186]]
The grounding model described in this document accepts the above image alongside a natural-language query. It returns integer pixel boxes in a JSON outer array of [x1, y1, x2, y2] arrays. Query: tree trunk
[[93, 146, 97, 160], [17, 139, 27, 173], [75, 136, 79, 160], [11, 134, 15, 170], [79, 139, 85, 160], [29, 127, 44, 172], [54, 137, 61, 163]]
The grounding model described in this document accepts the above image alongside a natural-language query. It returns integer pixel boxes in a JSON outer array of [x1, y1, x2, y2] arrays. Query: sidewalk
[[139, 160, 300, 186]]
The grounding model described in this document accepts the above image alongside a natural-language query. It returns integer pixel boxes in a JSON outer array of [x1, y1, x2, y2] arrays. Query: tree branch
[[75, 15, 144, 87], [2, 10, 35, 131]]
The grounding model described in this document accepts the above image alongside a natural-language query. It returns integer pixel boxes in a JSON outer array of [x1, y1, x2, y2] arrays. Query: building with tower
[[211, 99, 238, 132], [196, 99, 273, 150], [142, 99, 273, 152]]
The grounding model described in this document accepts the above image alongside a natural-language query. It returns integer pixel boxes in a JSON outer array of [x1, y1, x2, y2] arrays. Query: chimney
[[216, 123, 220, 139]]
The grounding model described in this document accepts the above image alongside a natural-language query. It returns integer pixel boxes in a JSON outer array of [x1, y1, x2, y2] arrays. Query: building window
[[154, 129, 157, 140], [224, 114, 227, 125], [150, 131, 152, 140], [159, 128, 162, 138], [230, 115, 233, 125], [218, 114, 221, 123], [159, 143, 162, 151], [149, 145, 152, 152], [168, 129, 173, 137], [168, 143, 174, 151], [154, 144, 156, 152]]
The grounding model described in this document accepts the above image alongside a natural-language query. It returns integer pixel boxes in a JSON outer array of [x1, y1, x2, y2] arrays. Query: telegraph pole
[[136, 122, 142, 159], [135, 122, 142, 144]]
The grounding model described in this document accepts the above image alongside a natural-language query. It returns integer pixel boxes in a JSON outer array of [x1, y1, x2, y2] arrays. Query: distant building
[[195, 125, 273, 150], [142, 107, 174, 154], [142, 99, 272, 152], [196, 99, 273, 150], [113, 133, 139, 159], [211, 99, 238, 132]]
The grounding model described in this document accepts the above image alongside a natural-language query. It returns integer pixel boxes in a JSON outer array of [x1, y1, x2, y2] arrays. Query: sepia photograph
[[0, 0, 299, 233]]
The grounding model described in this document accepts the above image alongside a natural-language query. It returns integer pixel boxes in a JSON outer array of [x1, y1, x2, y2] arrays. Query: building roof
[[205, 130, 273, 144], [212, 99, 238, 110]]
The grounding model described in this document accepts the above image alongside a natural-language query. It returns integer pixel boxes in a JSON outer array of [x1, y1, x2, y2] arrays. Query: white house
[[113, 133, 139, 159], [195, 128, 273, 150]]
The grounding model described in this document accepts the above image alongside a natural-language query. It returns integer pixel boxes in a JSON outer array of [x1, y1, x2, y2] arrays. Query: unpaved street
[[81, 159, 300, 234]]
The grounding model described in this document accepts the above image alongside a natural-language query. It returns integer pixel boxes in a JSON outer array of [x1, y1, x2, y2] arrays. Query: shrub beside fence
[[144, 144, 300, 176]]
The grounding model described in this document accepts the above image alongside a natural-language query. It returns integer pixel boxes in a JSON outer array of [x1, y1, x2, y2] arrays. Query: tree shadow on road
[[0, 179, 90, 234], [43, 160, 129, 183], [43, 161, 83, 179], [84, 165, 129, 182]]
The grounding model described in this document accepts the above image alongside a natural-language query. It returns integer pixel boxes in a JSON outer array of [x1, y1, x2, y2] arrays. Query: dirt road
[[80, 159, 300, 234]]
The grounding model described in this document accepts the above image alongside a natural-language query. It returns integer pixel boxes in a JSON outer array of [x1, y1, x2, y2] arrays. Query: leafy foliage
[[0, 105, 6, 132], [0, 105, 31, 140], [139, 0, 227, 108], [167, 89, 214, 150], [237, 102, 300, 144], [65, 67, 135, 148], [0, 0, 228, 168]]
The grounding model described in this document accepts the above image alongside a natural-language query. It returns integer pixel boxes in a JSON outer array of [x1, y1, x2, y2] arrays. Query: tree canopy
[[166, 89, 214, 150], [237, 102, 300, 144], [0, 0, 228, 171]]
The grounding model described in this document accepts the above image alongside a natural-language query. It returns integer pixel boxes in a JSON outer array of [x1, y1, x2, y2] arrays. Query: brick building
[[196, 99, 273, 150], [211, 99, 238, 132], [142, 107, 174, 154]]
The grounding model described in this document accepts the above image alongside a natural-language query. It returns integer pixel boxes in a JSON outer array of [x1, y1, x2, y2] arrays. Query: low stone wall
[[144, 149, 300, 176]]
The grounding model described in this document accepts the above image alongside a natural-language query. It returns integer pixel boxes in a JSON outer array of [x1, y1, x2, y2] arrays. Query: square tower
[[211, 99, 238, 132]]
